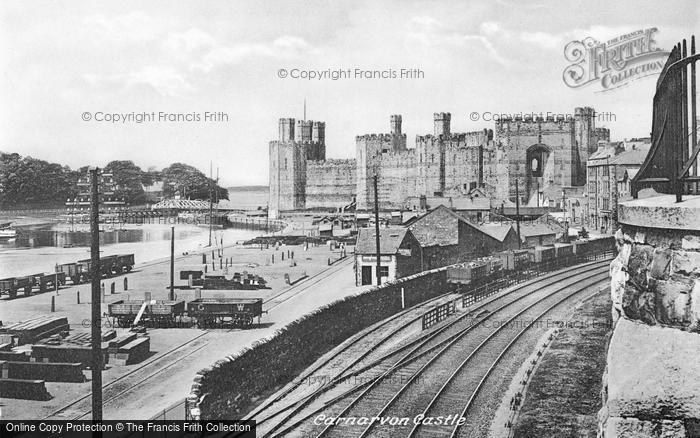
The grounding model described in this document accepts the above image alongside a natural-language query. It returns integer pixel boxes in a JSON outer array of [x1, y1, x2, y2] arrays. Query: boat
[[0, 222, 17, 239]]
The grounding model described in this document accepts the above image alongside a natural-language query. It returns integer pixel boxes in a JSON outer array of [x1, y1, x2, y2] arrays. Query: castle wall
[[495, 110, 594, 204], [306, 159, 357, 209], [270, 109, 594, 216]]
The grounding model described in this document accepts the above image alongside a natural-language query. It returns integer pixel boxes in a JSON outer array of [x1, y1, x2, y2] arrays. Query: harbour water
[[0, 224, 261, 279], [0, 187, 269, 279]]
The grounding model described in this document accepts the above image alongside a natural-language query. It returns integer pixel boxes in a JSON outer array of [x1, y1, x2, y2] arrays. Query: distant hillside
[[227, 185, 268, 192]]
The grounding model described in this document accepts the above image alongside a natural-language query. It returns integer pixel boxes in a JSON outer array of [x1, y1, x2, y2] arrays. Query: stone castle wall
[[270, 109, 596, 216], [494, 109, 597, 203], [306, 159, 357, 209]]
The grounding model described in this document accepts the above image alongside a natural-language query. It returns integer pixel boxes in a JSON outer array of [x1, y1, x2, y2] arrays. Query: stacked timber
[[31, 343, 108, 368], [108, 334, 150, 365], [0, 377, 52, 400], [0, 360, 85, 382], [0, 351, 30, 362], [0, 315, 69, 345]]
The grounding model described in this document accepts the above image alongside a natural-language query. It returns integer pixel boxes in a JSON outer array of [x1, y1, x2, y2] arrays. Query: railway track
[[263, 256, 354, 311], [44, 331, 212, 421], [308, 273, 608, 438], [42, 253, 353, 422], [245, 259, 612, 437]]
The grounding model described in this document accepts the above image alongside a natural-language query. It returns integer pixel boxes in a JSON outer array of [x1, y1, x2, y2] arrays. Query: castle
[[269, 108, 603, 219]]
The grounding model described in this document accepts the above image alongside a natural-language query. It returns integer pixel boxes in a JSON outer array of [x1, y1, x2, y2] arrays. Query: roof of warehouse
[[355, 227, 411, 254], [409, 205, 516, 245], [519, 222, 558, 237], [478, 223, 516, 242]]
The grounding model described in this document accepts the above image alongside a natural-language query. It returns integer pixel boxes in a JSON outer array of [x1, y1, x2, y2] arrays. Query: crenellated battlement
[[415, 129, 492, 144]]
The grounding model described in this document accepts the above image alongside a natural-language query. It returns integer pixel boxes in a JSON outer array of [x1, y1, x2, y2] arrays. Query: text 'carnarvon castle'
[[269, 109, 601, 218]]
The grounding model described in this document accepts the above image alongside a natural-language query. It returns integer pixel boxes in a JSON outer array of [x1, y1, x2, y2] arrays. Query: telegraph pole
[[515, 179, 522, 249], [208, 161, 213, 247], [169, 226, 175, 301], [373, 175, 381, 286], [89, 168, 103, 422]]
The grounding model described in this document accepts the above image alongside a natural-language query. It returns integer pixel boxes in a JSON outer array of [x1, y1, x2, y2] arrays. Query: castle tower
[[295, 120, 313, 143], [269, 117, 309, 219], [434, 112, 451, 137], [389, 114, 407, 152], [279, 118, 295, 142], [312, 121, 325, 144], [575, 106, 596, 185], [390, 115, 402, 135]]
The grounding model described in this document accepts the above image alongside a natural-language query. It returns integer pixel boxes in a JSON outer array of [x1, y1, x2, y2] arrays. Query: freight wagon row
[[107, 297, 264, 329], [0, 254, 135, 299], [0, 273, 66, 299], [55, 253, 135, 284], [447, 236, 615, 285]]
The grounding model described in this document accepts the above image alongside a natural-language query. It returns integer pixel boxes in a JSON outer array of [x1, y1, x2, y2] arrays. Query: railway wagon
[[532, 245, 556, 263], [55, 262, 86, 284], [483, 256, 504, 274], [108, 300, 145, 327], [496, 249, 531, 271], [149, 300, 186, 327], [59, 253, 135, 284], [0, 276, 34, 299], [187, 298, 264, 328], [447, 261, 489, 284], [108, 300, 186, 327], [30, 272, 67, 293], [554, 243, 574, 259]]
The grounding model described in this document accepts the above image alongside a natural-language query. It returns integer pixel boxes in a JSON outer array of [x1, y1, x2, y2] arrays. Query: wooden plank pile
[[0, 360, 85, 383], [31, 343, 108, 368], [108, 333, 150, 365], [0, 378, 51, 400], [0, 315, 69, 345]]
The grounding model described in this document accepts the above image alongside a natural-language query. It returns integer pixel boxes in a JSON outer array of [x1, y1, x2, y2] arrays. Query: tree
[[0, 153, 76, 207], [104, 160, 147, 205], [161, 163, 228, 201]]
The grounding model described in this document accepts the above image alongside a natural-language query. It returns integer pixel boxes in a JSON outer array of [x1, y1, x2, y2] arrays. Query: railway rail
[[43, 253, 354, 423], [309, 271, 608, 438], [245, 257, 610, 430], [242, 258, 612, 437]]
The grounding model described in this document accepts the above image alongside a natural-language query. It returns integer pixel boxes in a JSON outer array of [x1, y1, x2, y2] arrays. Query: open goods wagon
[[108, 300, 185, 328], [56, 253, 135, 284], [187, 298, 264, 328]]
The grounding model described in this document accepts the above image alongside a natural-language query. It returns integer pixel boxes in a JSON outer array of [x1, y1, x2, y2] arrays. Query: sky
[[1, 0, 698, 186]]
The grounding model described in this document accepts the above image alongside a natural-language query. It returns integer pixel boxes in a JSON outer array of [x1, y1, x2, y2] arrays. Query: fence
[[632, 35, 700, 200], [425, 250, 617, 323], [149, 398, 190, 421], [422, 301, 456, 330]]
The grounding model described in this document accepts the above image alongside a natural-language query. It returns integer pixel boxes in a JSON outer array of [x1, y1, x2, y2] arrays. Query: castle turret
[[434, 112, 451, 137], [312, 121, 325, 144], [390, 115, 402, 135], [295, 120, 313, 143], [279, 118, 295, 142]]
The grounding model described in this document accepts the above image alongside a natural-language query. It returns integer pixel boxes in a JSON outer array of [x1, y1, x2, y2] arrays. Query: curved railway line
[[245, 258, 609, 431], [240, 258, 612, 437]]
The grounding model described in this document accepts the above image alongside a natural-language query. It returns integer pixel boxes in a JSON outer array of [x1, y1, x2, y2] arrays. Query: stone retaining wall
[[600, 195, 700, 438]]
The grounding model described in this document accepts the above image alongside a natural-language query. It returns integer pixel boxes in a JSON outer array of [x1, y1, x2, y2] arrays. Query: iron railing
[[632, 35, 700, 201]]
